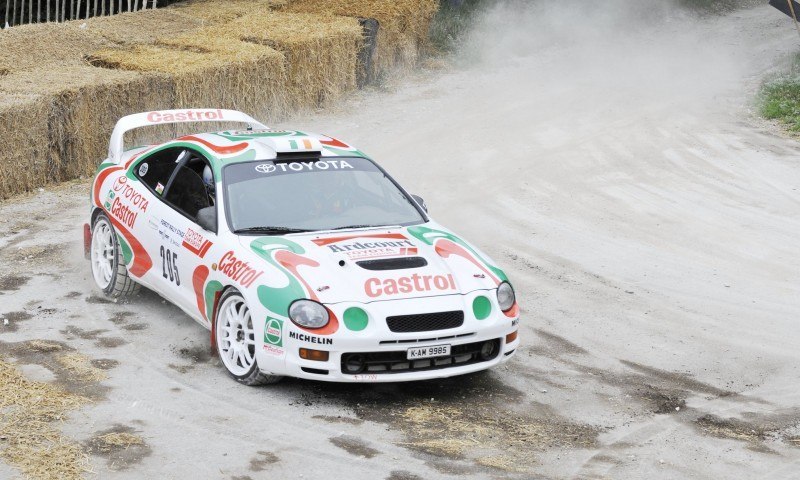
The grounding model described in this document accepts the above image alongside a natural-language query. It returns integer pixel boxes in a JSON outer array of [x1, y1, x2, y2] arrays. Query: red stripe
[[274, 250, 339, 335], [107, 215, 152, 278], [198, 241, 212, 258], [434, 238, 500, 285], [193, 265, 210, 321], [178, 135, 249, 155], [319, 136, 350, 148]]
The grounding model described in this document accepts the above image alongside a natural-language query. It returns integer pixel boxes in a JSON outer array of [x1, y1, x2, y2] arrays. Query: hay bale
[[0, 22, 111, 73], [88, 35, 288, 122], [221, 12, 363, 108], [0, 93, 52, 199], [283, 0, 439, 76], [0, 66, 174, 190], [83, 8, 205, 45], [166, 0, 287, 24]]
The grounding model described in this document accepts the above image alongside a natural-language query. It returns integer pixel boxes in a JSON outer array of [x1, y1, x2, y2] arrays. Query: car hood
[[239, 223, 504, 305]]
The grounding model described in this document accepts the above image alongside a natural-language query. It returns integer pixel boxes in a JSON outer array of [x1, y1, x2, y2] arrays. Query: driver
[[310, 172, 356, 216]]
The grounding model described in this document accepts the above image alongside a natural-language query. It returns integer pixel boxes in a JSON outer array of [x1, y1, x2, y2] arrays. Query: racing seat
[[166, 166, 211, 219]]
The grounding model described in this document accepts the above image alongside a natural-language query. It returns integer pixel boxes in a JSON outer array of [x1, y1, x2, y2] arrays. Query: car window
[[223, 157, 424, 232], [134, 147, 183, 195], [164, 156, 214, 220]]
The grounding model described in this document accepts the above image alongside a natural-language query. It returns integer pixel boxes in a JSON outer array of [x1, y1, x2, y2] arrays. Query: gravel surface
[[1, 2, 799, 479]]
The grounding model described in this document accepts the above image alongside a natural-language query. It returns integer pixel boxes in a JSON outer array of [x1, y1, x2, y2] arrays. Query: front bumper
[[257, 292, 520, 383]]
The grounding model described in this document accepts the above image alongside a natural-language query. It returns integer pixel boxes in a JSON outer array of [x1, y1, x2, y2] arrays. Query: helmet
[[202, 165, 214, 188]]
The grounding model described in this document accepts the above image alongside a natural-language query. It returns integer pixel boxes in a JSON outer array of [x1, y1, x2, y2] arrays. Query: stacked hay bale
[[81, 8, 205, 45], [87, 32, 289, 126], [166, 0, 291, 24], [0, 22, 111, 72], [0, 66, 174, 186], [226, 12, 363, 108], [0, 0, 440, 199], [0, 93, 51, 197], [283, 0, 439, 78]]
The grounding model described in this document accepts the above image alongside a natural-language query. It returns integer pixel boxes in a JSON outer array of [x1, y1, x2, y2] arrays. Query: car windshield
[[223, 157, 425, 233]]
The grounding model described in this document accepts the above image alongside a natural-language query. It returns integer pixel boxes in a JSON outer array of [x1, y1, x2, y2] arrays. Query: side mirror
[[197, 206, 217, 232], [412, 194, 428, 213]]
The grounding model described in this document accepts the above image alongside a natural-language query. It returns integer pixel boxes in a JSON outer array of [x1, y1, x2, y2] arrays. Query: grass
[[760, 53, 800, 131]]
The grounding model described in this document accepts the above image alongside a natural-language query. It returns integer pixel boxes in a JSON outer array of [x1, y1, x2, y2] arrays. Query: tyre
[[215, 289, 282, 386], [90, 212, 140, 298]]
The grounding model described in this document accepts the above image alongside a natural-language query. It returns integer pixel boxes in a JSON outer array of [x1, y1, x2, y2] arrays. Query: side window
[[164, 156, 214, 220], [134, 148, 184, 195]]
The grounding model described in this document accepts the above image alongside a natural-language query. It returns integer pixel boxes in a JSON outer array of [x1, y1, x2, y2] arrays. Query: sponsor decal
[[109, 195, 138, 229], [313, 233, 418, 261], [264, 317, 283, 346], [365, 273, 457, 298], [112, 176, 149, 212], [289, 331, 333, 345], [262, 344, 284, 356], [146, 109, 224, 123], [512, 318, 519, 327], [254, 159, 354, 175], [158, 219, 183, 248], [328, 239, 417, 260], [218, 251, 264, 288], [155, 182, 165, 195], [182, 228, 213, 258], [138, 162, 149, 176]]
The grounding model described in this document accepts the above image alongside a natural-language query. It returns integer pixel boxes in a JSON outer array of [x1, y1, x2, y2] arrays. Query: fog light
[[479, 341, 497, 360], [506, 330, 518, 344], [299, 348, 329, 362], [343, 354, 366, 374]]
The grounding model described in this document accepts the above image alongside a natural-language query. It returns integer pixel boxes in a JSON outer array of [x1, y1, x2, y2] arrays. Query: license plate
[[407, 344, 451, 360]]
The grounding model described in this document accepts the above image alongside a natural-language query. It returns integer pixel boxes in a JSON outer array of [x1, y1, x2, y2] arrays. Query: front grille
[[386, 310, 464, 333], [341, 339, 501, 375], [356, 257, 427, 270]]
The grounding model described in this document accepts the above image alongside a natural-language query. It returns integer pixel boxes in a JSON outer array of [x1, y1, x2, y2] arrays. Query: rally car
[[86, 109, 520, 385]]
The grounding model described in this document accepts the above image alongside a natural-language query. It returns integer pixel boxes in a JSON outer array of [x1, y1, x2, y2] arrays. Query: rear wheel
[[90, 213, 139, 298], [215, 289, 282, 386]]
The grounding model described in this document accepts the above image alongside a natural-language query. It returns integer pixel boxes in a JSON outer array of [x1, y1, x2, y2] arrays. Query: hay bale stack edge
[[0, 0, 440, 199]]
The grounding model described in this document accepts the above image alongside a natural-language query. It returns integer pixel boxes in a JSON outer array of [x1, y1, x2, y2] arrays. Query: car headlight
[[497, 282, 516, 312], [288, 299, 330, 329]]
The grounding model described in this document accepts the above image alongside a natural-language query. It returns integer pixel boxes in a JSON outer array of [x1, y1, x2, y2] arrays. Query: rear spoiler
[[108, 108, 268, 163]]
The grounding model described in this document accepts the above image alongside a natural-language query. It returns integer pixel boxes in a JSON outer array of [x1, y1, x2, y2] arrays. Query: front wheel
[[215, 290, 282, 386], [90, 213, 139, 298]]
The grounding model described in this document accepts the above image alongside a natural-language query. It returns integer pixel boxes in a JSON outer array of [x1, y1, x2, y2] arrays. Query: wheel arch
[[209, 285, 240, 354]]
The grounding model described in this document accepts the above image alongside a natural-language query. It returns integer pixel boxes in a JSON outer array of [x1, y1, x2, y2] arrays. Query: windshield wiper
[[329, 224, 386, 231], [233, 226, 313, 235]]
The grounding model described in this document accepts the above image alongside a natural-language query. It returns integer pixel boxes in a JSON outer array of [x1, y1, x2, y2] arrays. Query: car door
[[142, 148, 219, 322], [131, 147, 189, 303]]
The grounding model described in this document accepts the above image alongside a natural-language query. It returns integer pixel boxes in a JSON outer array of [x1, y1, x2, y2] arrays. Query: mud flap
[[83, 223, 92, 260]]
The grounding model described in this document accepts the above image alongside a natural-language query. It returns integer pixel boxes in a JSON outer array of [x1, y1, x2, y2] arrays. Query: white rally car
[[86, 109, 519, 384]]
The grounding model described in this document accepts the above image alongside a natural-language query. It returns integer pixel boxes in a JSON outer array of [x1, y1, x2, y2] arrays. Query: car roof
[[124, 129, 369, 176]]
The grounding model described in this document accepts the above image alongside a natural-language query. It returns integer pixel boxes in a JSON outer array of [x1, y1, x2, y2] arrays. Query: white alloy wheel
[[91, 217, 116, 290], [214, 290, 282, 386], [89, 212, 140, 297], [216, 294, 257, 376]]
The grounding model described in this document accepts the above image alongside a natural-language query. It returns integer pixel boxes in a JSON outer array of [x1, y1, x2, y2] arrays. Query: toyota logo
[[255, 163, 276, 174]]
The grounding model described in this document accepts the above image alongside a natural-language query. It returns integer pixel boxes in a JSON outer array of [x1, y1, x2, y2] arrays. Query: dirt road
[[2, 2, 800, 479]]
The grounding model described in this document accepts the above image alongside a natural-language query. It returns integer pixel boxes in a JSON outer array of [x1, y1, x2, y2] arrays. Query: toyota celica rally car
[[85, 109, 520, 385]]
